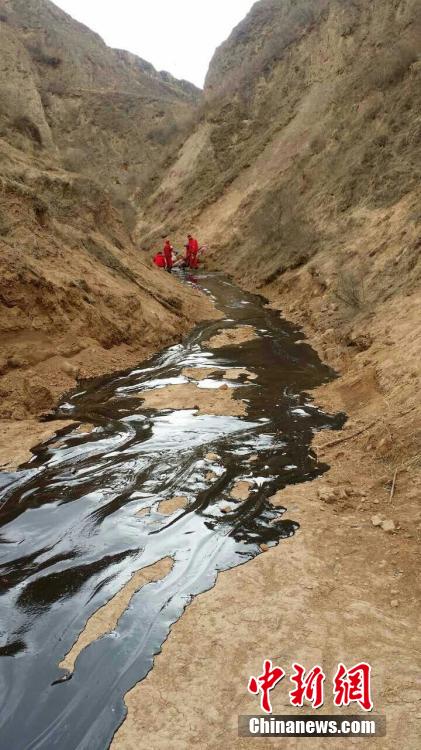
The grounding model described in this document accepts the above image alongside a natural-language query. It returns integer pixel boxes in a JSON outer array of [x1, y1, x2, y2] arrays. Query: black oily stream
[[0, 272, 345, 750]]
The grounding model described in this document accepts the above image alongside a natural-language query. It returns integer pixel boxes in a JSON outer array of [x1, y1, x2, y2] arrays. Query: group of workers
[[153, 234, 201, 273]]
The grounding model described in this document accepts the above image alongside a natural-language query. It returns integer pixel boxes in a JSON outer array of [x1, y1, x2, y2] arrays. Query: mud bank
[[0, 276, 218, 471], [0, 419, 75, 471]]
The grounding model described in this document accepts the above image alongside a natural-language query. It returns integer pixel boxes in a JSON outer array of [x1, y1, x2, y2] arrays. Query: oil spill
[[0, 273, 345, 749]]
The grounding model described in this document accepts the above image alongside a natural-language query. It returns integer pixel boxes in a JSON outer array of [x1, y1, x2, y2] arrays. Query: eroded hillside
[[0, 0, 199, 220], [0, 0, 212, 468], [140, 0, 420, 275], [138, 0, 421, 466]]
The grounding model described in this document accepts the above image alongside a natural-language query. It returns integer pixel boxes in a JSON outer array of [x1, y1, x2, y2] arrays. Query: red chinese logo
[[248, 661, 373, 713], [333, 662, 373, 712], [248, 659, 285, 714], [290, 663, 326, 709]]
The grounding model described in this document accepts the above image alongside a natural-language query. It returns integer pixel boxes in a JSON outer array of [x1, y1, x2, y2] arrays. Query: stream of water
[[0, 273, 344, 749]]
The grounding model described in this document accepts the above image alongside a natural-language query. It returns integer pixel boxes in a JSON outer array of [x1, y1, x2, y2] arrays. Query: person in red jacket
[[187, 234, 199, 269], [163, 239, 173, 272], [153, 250, 166, 268]]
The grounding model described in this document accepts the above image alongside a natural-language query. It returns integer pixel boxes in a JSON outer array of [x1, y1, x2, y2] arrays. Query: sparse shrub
[[367, 43, 418, 90], [32, 197, 49, 226], [28, 43, 62, 68], [360, 92, 384, 121], [372, 132, 388, 148], [13, 116, 43, 146], [48, 80, 67, 97], [62, 148, 87, 173], [83, 237, 138, 284], [108, 184, 137, 232], [146, 121, 180, 146], [0, 208, 11, 236], [334, 269, 366, 310], [400, 120, 421, 150], [39, 89, 53, 110], [309, 133, 326, 154]]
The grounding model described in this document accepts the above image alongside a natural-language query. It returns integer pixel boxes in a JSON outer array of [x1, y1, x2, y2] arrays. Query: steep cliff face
[[0, 0, 209, 440]]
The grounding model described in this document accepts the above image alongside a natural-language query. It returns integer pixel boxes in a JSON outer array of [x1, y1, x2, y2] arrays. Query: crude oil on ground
[[0, 273, 344, 749]]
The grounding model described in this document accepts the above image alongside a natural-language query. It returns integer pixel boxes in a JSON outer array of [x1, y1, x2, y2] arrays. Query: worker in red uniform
[[153, 250, 166, 268], [187, 234, 199, 269], [163, 239, 173, 272]]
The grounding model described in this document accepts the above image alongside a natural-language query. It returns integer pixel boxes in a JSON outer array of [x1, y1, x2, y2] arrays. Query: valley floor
[[1, 262, 419, 749]]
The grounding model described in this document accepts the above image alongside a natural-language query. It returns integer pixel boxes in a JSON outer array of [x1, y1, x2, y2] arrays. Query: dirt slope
[[0, 0, 212, 469]]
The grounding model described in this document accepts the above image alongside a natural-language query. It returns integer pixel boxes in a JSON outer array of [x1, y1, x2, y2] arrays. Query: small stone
[[318, 487, 338, 504], [391, 588, 399, 595], [381, 519, 396, 533], [219, 384, 229, 391], [390, 600, 399, 608], [322, 492, 338, 504], [260, 544, 270, 553], [220, 506, 231, 514], [371, 515, 383, 527], [61, 360, 80, 377]]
